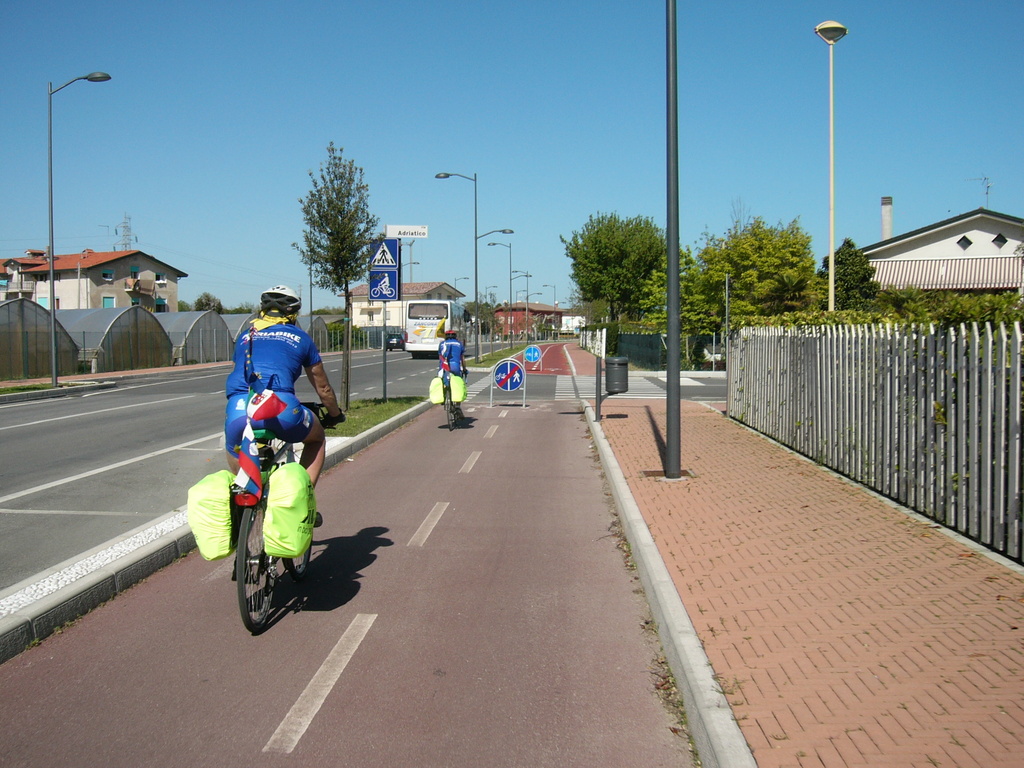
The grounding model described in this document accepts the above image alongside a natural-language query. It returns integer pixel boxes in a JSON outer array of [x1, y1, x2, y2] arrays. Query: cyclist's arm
[[304, 362, 342, 418]]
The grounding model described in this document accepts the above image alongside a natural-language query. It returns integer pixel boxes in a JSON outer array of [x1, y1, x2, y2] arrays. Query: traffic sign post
[[368, 238, 401, 302], [368, 238, 401, 400], [524, 344, 542, 371], [489, 357, 526, 408]]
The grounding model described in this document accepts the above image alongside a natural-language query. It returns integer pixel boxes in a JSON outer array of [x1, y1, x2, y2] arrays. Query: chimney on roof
[[881, 196, 894, 240]]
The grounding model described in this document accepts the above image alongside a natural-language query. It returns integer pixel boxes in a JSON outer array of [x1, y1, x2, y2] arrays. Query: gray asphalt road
[[0, 396, 693, 767], [0, 351, 437, 590]]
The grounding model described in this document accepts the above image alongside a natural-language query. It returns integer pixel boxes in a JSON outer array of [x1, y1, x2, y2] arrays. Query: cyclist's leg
[[298, 417, 326, 487], [224, 393, 248, 475]]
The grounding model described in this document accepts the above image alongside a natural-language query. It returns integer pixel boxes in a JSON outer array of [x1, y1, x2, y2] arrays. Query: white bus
[[404, 299, 471, 359]]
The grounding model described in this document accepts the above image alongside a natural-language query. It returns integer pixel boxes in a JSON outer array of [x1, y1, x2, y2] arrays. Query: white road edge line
[[459, 450, 481, 474], [263, 613, 378, 754], [0, 394, 196, 432], [408, 502, 449, 547], [0, 432, 222, 505]]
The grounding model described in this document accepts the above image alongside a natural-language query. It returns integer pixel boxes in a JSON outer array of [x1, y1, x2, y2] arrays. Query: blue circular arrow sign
[[493, 359, 525, 391]]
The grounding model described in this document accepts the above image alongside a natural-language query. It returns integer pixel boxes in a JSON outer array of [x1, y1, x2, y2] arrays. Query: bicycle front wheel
[[236, 503, 275, 634]]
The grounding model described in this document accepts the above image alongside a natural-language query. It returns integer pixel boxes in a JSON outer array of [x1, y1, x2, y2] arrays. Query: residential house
[[862, 202, 1024, 292], [495, 301, 564, 336], [2, 249, 188, 312], [348, 281, 465, 329]]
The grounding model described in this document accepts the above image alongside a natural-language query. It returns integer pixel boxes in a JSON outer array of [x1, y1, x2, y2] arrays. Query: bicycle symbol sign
[[494, 359, 525, 391], [524, 345, 541, 363], [368, 238, 400, 301]]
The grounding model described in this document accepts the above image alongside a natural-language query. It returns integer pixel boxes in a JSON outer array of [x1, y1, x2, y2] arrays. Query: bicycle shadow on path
[[270, 526, 394, 622]]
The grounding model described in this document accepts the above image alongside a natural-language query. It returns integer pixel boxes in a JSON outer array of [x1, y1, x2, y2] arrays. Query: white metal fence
[[728, 323, 1023, 563]]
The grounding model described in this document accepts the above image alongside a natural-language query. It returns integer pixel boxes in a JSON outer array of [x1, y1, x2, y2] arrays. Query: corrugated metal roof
[[870, 256, 1022, 290]]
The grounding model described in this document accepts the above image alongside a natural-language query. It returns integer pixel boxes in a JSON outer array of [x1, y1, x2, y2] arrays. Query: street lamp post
[[487, 241, 513, 340], [512, 270, 531, 340], [453, 276, 469, 295], [435, 172, 514, 359], [543, 284, 556, 338], [48, 71, 111, 387], [815, 20, 847, 313]]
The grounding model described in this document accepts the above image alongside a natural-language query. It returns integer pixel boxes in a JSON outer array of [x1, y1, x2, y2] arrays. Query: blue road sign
[[368, 238, 400, 301], [524, 345, 541, 363], [493, 359, 525, 391]]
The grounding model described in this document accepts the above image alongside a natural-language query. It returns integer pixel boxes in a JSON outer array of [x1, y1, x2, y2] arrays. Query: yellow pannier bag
[[264, 463, 316, 558], [450, 375, 467, 403], [187, 470, 236, 561], [429, 374, 445, 404]]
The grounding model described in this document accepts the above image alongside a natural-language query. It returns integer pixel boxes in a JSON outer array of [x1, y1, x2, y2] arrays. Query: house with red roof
[[2, 249, 188, 312]]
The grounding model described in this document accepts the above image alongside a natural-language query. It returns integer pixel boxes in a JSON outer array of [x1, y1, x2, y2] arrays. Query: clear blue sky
[[2, 1, 1021, 311]]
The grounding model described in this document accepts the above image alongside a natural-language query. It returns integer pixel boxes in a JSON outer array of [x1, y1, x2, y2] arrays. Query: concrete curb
[[582, 402, 756, 768], [560, 344, 753, 768], [0, 398, 434, 665], [0, 381, 117, 403]]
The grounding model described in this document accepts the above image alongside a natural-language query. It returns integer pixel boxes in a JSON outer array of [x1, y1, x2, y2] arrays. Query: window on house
[[957, 236, 972, 250], [130, 266, 140, 278], [102, 296, 115, 308], [102, 270, 114, 281], [993, 233, 1008, 249]]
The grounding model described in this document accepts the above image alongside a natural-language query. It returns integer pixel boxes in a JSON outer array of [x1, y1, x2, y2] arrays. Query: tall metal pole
[[471, 172, 480, 359], [827, 40, 836, 312], [664, 0, 681, 478], [47, 72, 111, 388], [815, 21, 847, 312]]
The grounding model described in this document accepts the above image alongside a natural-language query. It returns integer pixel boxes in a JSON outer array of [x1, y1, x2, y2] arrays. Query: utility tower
[[115, 213, 137, 250]]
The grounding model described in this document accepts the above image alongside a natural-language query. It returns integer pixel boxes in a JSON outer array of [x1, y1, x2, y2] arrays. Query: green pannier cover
[[187, 470, 235, 561], [264, 463, 316, 558], [450, 375, 467, 403], [429, 375, 445, 404]]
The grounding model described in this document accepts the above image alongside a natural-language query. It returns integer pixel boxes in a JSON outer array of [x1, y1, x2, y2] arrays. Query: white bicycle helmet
[[260, 285, 301, 316]]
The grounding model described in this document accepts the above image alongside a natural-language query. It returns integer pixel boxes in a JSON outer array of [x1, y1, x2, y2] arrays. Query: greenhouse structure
[[155, 311, 233, 365], [0, 298, 78, 380], [297, 315, 329, 350], [221, 313, 257, 341], [57, 307, 173, 373]]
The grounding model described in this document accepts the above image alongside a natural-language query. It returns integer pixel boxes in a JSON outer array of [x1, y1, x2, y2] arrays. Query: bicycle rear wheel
[[444, 388, 456, 431], [236, 502, 275, 633], [284, 547, 311, 581]]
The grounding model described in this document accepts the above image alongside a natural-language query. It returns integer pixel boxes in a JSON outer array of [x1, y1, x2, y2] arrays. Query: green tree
[[695, 216, 818, 322], [193, 292, 224, 313], [561, 212, 665, 320], [293, 142, 379, 408], [224, 301, 257, 315], [177, 300, 191, 312], [817, 237, 879, 311]]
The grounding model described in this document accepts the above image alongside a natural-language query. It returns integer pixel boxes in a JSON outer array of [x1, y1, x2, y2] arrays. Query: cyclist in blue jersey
[[224, 286, 343, 510], [438, 328, 466, 419]]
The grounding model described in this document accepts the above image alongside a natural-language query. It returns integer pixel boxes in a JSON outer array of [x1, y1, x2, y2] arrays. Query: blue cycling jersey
[[225, 323, 322, 397], [438, 338, 465, 376]]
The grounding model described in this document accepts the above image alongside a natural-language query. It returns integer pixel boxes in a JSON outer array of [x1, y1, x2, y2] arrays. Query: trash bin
[[605, 356, 629, 394]]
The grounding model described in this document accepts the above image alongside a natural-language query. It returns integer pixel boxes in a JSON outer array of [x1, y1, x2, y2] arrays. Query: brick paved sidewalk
[[565, 345, 1024, 768]]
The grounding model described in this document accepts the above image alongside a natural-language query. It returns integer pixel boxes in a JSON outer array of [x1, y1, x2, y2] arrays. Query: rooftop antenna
[[967, 177, 992, 208]]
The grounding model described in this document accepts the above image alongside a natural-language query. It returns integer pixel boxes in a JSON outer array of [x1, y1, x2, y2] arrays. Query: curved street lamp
[[453, 276, 469, 295], [814, 21, 848, 312], [436, 171, 515, 359], [48, 71, 111, 387], [487, 241, 513, 328]]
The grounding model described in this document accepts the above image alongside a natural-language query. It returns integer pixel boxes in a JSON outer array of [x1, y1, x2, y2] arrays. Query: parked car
[[385, 333, 405, 351]]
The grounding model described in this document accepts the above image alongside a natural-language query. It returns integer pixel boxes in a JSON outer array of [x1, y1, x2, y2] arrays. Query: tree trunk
[[341, 282, 352, 411]]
